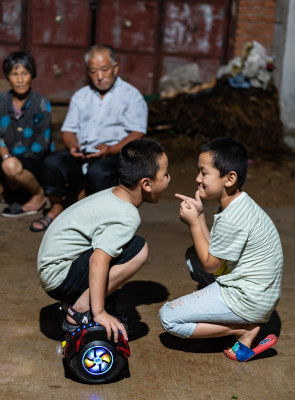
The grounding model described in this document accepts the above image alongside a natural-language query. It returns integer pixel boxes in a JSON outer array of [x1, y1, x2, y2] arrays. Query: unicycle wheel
[[69, 339, 126, 383], [63, 323, 130, 384]]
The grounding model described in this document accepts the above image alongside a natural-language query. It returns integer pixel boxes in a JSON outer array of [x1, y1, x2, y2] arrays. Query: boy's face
[[148, 153, 170, 203], [196, 152, 227, 200]]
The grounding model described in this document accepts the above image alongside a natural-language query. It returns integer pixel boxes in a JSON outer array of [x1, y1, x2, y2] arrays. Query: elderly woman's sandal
[[2, 202, 38, 217]]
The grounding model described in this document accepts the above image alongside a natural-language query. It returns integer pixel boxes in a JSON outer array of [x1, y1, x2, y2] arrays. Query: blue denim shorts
[[159, 281, 249, 338]]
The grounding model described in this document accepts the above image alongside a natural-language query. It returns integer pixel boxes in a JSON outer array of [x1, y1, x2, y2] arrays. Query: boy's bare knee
[[132, 241, 148, 266], [130, 242, 148, 272], [140, 242, 149, 264], [2, 157, 22, 177]]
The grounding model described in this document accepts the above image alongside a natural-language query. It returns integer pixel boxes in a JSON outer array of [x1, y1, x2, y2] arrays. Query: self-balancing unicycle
[[62, 322, 130, 383], [61, 305, 130, 384]]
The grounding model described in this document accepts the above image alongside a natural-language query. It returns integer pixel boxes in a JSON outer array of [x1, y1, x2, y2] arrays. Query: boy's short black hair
[[3, 51, 37, 79], [119, 138, 164, 188], [201, 137, 248, 189]]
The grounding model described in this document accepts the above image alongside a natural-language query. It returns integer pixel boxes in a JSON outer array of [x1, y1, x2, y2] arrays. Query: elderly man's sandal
[[224, 334, 278, 362], [30, 214, 53, 232]]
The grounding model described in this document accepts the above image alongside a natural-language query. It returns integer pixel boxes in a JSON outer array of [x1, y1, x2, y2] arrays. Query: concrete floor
[[0, 196, 294, 399]]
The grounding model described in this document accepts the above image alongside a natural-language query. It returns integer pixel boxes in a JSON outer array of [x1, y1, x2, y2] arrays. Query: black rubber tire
[[68, 339, 126, 384]]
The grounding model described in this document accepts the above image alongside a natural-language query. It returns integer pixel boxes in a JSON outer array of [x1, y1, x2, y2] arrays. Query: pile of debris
[[147, 77, 284, 158], [148, 42, 287, 159]]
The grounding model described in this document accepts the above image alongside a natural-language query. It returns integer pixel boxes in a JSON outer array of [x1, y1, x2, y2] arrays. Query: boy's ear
[[225, 171, 238, 187], [140, 177, 152, 192]]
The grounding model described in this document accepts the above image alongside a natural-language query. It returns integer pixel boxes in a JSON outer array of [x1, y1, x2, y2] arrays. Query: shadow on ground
[[39, 280, 169, 342]]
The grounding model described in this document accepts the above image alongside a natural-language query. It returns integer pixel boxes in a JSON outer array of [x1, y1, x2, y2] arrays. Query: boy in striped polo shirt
[[159, 137, 283, 362]]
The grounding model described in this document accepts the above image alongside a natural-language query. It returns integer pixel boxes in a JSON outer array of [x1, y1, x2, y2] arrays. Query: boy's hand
[[93, 310, 128, 343], [175, 191, 203, 225], [175, 191, 203, 213]]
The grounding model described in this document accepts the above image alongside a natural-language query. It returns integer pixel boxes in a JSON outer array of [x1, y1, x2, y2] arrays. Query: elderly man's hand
[[70, 146, 86, 159], [85, 144, 113, 159]]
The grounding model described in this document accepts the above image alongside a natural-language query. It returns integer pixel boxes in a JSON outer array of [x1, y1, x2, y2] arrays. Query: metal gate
[[0, 0, 236, 100]]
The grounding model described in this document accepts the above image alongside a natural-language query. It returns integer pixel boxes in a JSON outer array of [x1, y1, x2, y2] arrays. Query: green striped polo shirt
[[209, 192, 283, 323]]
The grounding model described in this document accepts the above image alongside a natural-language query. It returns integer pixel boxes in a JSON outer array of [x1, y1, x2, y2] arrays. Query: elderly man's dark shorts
[[47, 235, 145, 304]]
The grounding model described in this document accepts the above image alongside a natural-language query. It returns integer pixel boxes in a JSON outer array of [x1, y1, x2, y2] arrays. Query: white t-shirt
[[37, 188, 141, 292], [209, 192, 283, 323], [61, 77, 148, 153]]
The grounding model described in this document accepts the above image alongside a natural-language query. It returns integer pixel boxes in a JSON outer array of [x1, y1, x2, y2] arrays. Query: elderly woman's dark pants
[[43, 150, 119, 201]]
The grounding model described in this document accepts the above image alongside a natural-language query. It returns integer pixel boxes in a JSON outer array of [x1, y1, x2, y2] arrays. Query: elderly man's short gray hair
[[84, 44, 116, 66]]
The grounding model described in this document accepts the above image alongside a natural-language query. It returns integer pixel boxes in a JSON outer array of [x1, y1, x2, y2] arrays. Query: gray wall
[[274, 0, 295, 134]]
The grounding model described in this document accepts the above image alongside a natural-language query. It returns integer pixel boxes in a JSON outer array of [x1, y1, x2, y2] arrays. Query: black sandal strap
[[62, 303, 91, 325], [30, 215, 53, 232]]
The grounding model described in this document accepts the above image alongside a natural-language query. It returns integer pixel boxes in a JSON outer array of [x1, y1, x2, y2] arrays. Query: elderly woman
[[0, 51, 52, 217]]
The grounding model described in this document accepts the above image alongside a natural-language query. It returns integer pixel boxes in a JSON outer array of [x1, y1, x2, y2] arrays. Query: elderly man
[[30, 44, 148, 232]]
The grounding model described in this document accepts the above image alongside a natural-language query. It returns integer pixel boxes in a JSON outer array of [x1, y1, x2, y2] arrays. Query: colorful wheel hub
[[82, 346, 114, 375]]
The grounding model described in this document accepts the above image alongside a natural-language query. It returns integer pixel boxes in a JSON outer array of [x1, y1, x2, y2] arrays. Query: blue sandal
[[224, 334, 278, 362]]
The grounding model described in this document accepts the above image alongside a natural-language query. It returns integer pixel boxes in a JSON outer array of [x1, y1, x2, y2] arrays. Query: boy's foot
[[224, 334, 278, 362], [61, 305, 92, 333], [224, 324, 260, 360], [62, 319, 81, 333]]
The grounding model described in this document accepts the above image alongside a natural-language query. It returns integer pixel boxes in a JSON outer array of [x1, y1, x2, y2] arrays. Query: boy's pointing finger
[[175, 193, 192, 202]]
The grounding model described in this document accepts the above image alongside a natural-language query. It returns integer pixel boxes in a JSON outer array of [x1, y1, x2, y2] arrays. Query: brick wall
[[234, 0, 277, 56]]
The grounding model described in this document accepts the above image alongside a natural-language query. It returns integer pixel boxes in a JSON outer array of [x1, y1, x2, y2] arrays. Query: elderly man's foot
[[30, 214, 53, 232], [29, 204, 63, 232]]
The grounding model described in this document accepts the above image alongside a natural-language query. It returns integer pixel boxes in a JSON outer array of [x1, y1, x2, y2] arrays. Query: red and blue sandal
[[224, 334, 278, 362]]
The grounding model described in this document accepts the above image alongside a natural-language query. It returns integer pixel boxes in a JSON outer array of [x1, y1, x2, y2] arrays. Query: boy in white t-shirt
[[159, 137, 283, 362], [38, 138, 170, 342]]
